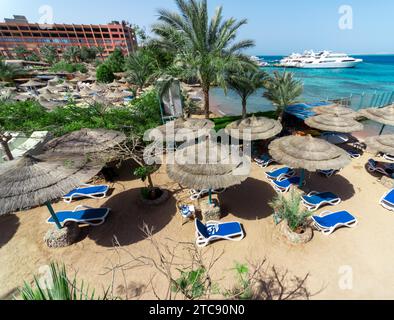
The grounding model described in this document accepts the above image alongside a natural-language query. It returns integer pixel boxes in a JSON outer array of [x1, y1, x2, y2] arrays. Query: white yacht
[[280, 50, 363, 69], [250, 55, 269, 67]]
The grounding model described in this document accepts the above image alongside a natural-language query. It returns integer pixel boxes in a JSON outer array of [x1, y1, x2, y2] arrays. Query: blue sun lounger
[[311, 211, 358, 235], [63, 184, 110, 203], [302, 191, 342, 211], [347, 150, 361, 159], [266, 167, 295, 181], [195, 219, 245, 247], [47, 205, 111, 227], [271, 176, 302, 193], [367, 159, 394, 177], [254, 154, 275, 168], [380, 189, 394, 211]]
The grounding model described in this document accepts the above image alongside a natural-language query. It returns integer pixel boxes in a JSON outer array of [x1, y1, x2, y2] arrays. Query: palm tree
[[263, 71, 304, 122], [0, 58, 21, 82], [96, 46, 105, 61], [226, 68, 268, 119], [152, 0, 255, 119], [63, 46, 81, 63], [125, 50, 157, 91]]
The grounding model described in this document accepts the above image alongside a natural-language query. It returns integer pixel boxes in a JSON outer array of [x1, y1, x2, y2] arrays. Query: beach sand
[[1, 147, 394, 300]]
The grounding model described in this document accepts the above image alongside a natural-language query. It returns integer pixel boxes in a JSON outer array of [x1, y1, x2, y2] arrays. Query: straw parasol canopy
[[105, 89, 128, 100], [167, 141, 250, 190], [43, 128, 126, 155], [48, 76, 61, 85], [89, 82, 106, 92], [305, 114, 364, 133], [314, 105, 358, 118], [38, 96, 64, 110], [269, 135, 351, 172], [151, 118, 215, 142], [0, 152, 105, 215], [365, 135, 394, 155], [359, 105, 394, 126], [225, 116, 283, 141], [20, 79, 45, 88]]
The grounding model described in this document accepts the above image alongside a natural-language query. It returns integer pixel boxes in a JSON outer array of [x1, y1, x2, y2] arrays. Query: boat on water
[[250, 55, 269, 67], [279, 50, 363, 69]]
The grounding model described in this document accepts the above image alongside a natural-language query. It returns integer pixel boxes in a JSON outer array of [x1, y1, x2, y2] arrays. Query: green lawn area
[[212, 111, 277, 131]]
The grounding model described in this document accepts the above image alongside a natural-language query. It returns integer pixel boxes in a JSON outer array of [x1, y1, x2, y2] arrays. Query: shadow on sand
[[301, 173, 356, 201], [219, 178, 277, 220], [0, 214, 20, 249], [88, 188, 176, 247]]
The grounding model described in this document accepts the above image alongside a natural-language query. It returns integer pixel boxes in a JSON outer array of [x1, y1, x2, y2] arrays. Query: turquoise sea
[[210, 55, 394, 116]]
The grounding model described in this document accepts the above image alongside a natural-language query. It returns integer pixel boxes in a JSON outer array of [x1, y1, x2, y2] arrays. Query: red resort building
[[0, 15, 138, 58]]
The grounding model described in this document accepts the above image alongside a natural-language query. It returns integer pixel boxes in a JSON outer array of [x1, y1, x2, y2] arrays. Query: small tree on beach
[[226, 68, 268, 119], [125, 50, 157, 91], [152, 0, 255, 119], [263, 71, 303, 122], [0, 58, 21, 81], [40, 45, 58, 65]]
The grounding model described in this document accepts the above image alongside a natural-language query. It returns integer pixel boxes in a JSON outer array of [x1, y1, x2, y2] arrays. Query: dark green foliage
[[0, 90, 161, 138], [172, 268, 207, 299], [0, 58, 22, 81], [106, 48, 125, 73], [96, 63, 115, 83], [125, 49, 158, 90], [39, 45, 59, 65], [50, 60, 87, 73], [263, 71, 304, 120]]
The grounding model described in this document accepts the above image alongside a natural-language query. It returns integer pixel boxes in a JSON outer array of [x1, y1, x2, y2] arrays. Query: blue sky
[[1, 0, 393, 55]]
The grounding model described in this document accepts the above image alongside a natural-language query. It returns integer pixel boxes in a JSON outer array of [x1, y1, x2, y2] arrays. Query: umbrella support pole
[[45, 201, 62, 230], [379, 125, 386, 136], [208, 189, 213, 205], [299, 169, 305, 188]]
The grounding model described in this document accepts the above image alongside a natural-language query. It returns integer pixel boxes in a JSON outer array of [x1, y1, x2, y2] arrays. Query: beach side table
[[179, 204, 196, 226]]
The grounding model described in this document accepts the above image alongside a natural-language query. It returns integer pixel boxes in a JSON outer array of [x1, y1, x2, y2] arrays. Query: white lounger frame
[[312, 211, 358, 236], [195, 221, 245, 248], [380, 190, 394, 212], [265, 167, 296, 181], [271, 177, 304, 193], [190, 189, 226, 201], [383, 154, 394, 162], [302, 191, 342, 211], [254, 157, 275, 168], [367, 162, 392, 177], [62, 184, 110, 204], [47, 205, 111, 227]]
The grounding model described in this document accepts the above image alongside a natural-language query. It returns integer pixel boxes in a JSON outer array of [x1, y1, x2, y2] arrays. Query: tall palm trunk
[[202, 86, 210, 119], [242, 97, 247, 119], [1, 139, 13, 161]]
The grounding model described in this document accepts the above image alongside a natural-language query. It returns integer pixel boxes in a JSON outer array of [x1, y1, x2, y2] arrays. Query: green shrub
[[50, 60, 87, 73], [96, 63, 115, 83], [18, 262, 109, 300], [269, 190, 310, 232], [172, 268, 207, 299]]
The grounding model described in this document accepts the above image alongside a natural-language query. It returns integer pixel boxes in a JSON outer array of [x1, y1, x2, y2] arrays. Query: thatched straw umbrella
[[48, 76, 61, 86], [359, 105, 394, 135], [167, 141, 250, 203], [269, 135, 351, 185], [151, 118, 215, 142], [314, 105, 358, 118], [305, 114, 364, 133], [38, 96, 64, 110], [43, 128, 126, 155], [0, 153, 105, 228], [225, 116, 283, 141], [20, 79, 45, 92], [365, 135, 394, 156], [89, 82, 105, 92]]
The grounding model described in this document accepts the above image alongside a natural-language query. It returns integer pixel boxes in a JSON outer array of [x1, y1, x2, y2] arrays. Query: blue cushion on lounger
[[312, 211, 356, 228], [383, 189, 394, 205], [266, 167, 294, 180], [273, 176, 301, 189], [302, 192, 339, 205], [196, 220, 242, 239], [48, 207, 110, 225], [63, 185, 109, 198]]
